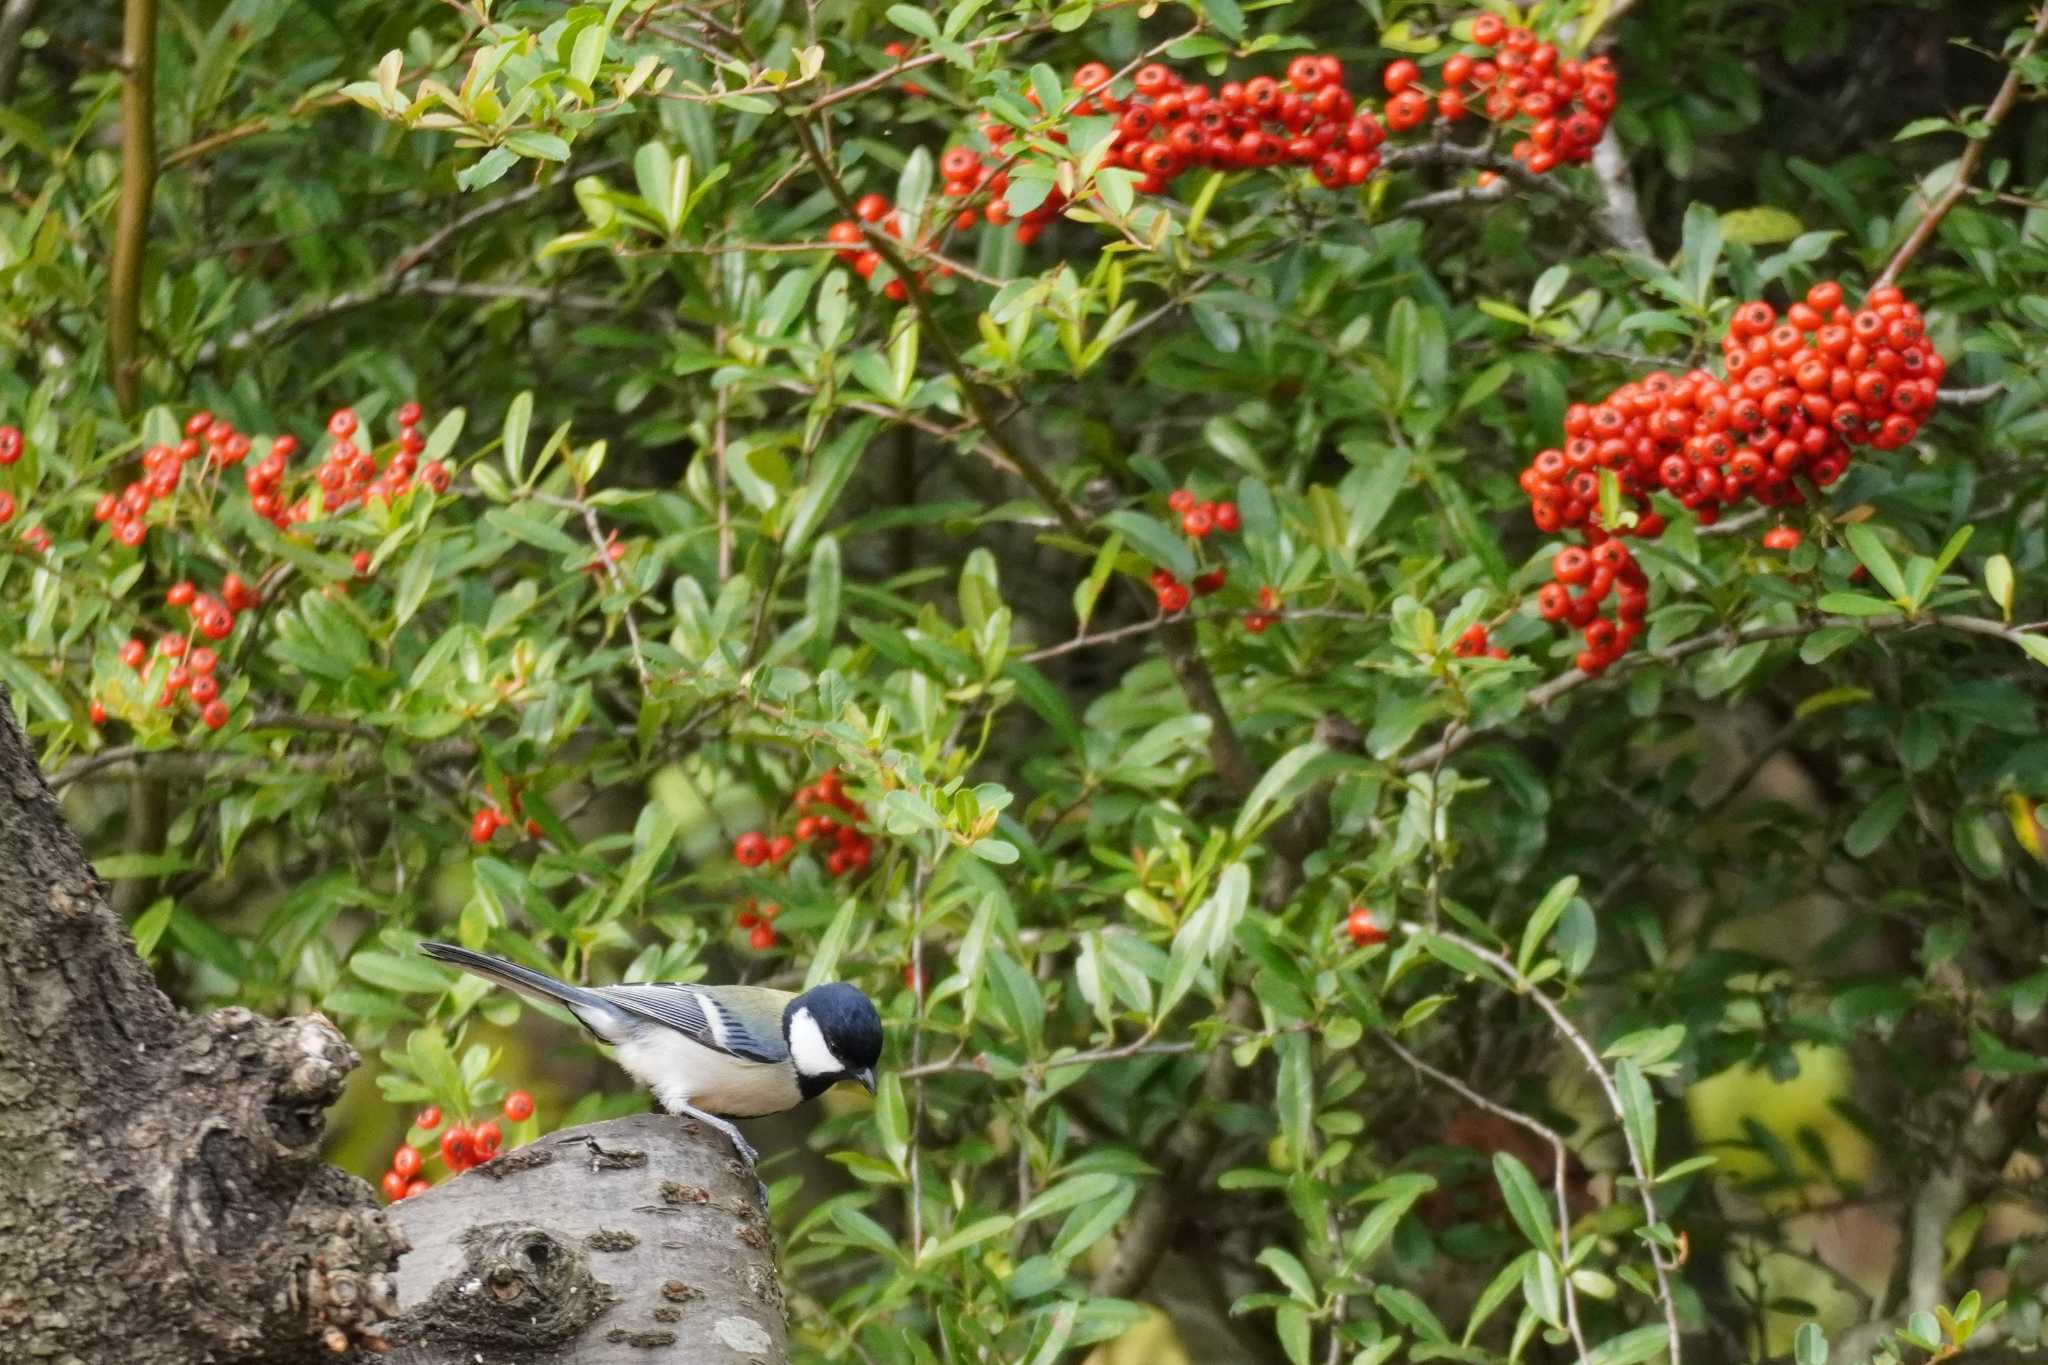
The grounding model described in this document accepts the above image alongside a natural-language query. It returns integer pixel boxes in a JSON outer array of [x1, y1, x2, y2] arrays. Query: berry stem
[[1875, 2, 2048, 289]]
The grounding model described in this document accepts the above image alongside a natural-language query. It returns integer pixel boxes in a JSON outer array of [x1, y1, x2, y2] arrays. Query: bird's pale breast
[[613, 1028, 802, 1118]]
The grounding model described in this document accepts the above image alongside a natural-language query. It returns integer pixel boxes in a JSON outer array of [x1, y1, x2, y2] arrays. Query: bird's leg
[[674, 1104, 769, 1208], [675, 1103, 759, 1165]]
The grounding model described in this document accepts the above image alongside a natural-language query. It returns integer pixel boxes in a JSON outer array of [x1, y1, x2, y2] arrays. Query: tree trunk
[[0, 688, 793, 1363], [382, 1114, 789, 1363], [0, 686, 407, 1362]]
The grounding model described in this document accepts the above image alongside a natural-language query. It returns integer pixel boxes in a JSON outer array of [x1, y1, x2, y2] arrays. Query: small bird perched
[[418, 941, 882, 1172]]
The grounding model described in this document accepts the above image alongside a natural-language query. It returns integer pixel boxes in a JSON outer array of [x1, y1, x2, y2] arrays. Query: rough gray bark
[[382, 1114, 789, 1363], [0, 685, 405, 1362]]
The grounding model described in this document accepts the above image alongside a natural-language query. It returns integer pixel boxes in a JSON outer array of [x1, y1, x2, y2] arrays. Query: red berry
[[749, 924, 778, 951], [1212, 501, 1241, 532], [1167, 488, 1196, 514], [416, 1105, 442, 1131], [188, 647, 217, 675], [440, 1127, 473, 1169], [734, 831, 770, 867], [392, 1145, 424, 1179], [381, 1171, 407, 1202], [504, 1090, 534, 1122], [89, 700, 106, 727], [167, 580, 195, 608], [403, 1179, 429, 1199], [1158, 582, 1191, 613], [767, 835, 795, 864], [1383, 59, 1421, 93], [188, 674, 220, 705], [327, 408, 358, 439], [1181, 506, 1214, 537], [473, 1121, 502, 1157], [1346, 906, 1389, 946], [120, 638, 146, 669], [115, 519, 146, 548], [1762, 526, 1803, 551], [93, 493, 118, 523], [0, 426, 21, 464], [200, 700, 230, 731], [0, 492, 13, 525], [1471, 13, 1506, 45], [469, 808, 501, 844], [352, 550, 372, 577], [855, 193, 889, 223], [396, 401, 423, 428], [1193, 568, 1227, 596]]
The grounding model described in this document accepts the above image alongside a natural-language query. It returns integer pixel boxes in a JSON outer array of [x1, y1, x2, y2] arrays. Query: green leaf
[[1844, 524, 1909, 603], [1232, 741, 1325, 843], [1588, 1324, 1674, 1365], [1517, 875, 1580, 976], [1721, 206, 1805, 245], [1794, 1322, 1830, 1365], [1615, 1058, 1658, 1171], [456, 147, 517, 191], [1817, 592, 1900, 619], [1491, 1152, 1556, 1253], [1256, 1247, 1318, 1305], [1100, 509, 1195, 581], [501, 390, 533, 480], [1157, 863, 1248, 1018], [1986, 554, 2015, 620], [1844, 784, 1909, 857], [351, 950, 453, 994]]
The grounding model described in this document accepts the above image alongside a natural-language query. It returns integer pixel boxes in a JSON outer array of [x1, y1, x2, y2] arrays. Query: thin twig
[[1876, 4, 2048, 287], [1020, 606, 1382, 663], [575, 502, 650, 686], [1380, 1035, 1592, 1365], [1414, 926, 1683, 1363]]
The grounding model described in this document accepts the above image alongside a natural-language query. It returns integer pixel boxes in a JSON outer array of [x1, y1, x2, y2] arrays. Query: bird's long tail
[[418, 941, 624, 1039]]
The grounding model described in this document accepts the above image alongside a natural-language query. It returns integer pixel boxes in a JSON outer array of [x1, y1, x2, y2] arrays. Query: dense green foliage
[[4, 1, 2048, 1361]]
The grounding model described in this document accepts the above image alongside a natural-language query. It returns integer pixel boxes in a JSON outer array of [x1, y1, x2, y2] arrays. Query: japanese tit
[[418, 941, 882, 1170]]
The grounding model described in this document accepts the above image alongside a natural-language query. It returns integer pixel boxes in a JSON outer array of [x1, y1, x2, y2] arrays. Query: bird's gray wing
[[595, 982, 791, 1065]]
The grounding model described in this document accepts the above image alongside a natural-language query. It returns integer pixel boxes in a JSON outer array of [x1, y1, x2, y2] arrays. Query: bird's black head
[[785, 982, 884, 1100]]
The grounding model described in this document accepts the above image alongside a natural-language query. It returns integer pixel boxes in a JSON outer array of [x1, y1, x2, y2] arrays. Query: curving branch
[[1415, 926, 1683, 1364], [1876, 3, 2048, 287]]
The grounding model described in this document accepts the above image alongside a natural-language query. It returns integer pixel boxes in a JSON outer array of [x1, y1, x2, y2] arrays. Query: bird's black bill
[[857, 1068, 876, 1094]]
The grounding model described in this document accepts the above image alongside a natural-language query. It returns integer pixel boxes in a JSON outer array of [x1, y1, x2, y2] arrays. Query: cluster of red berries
[[110, 588, 253, 731], [1391, 15, 1619, 173], [733, 897, 783, 952], [728, 769, 874, 946], [1450, 623, 1509, 661], [1143, 488, 1286, 632], [827, 17, 1620, 301], [380, 1091, 534, 1202], [1533, 539, 1650, 674], [0, 424, 46, 552], [469, 789, 543, 845], [1520, 281, 1942, 673]]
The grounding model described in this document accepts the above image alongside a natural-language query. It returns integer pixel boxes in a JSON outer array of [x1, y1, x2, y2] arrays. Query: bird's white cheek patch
[[788, 1008, 842, 1078]]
